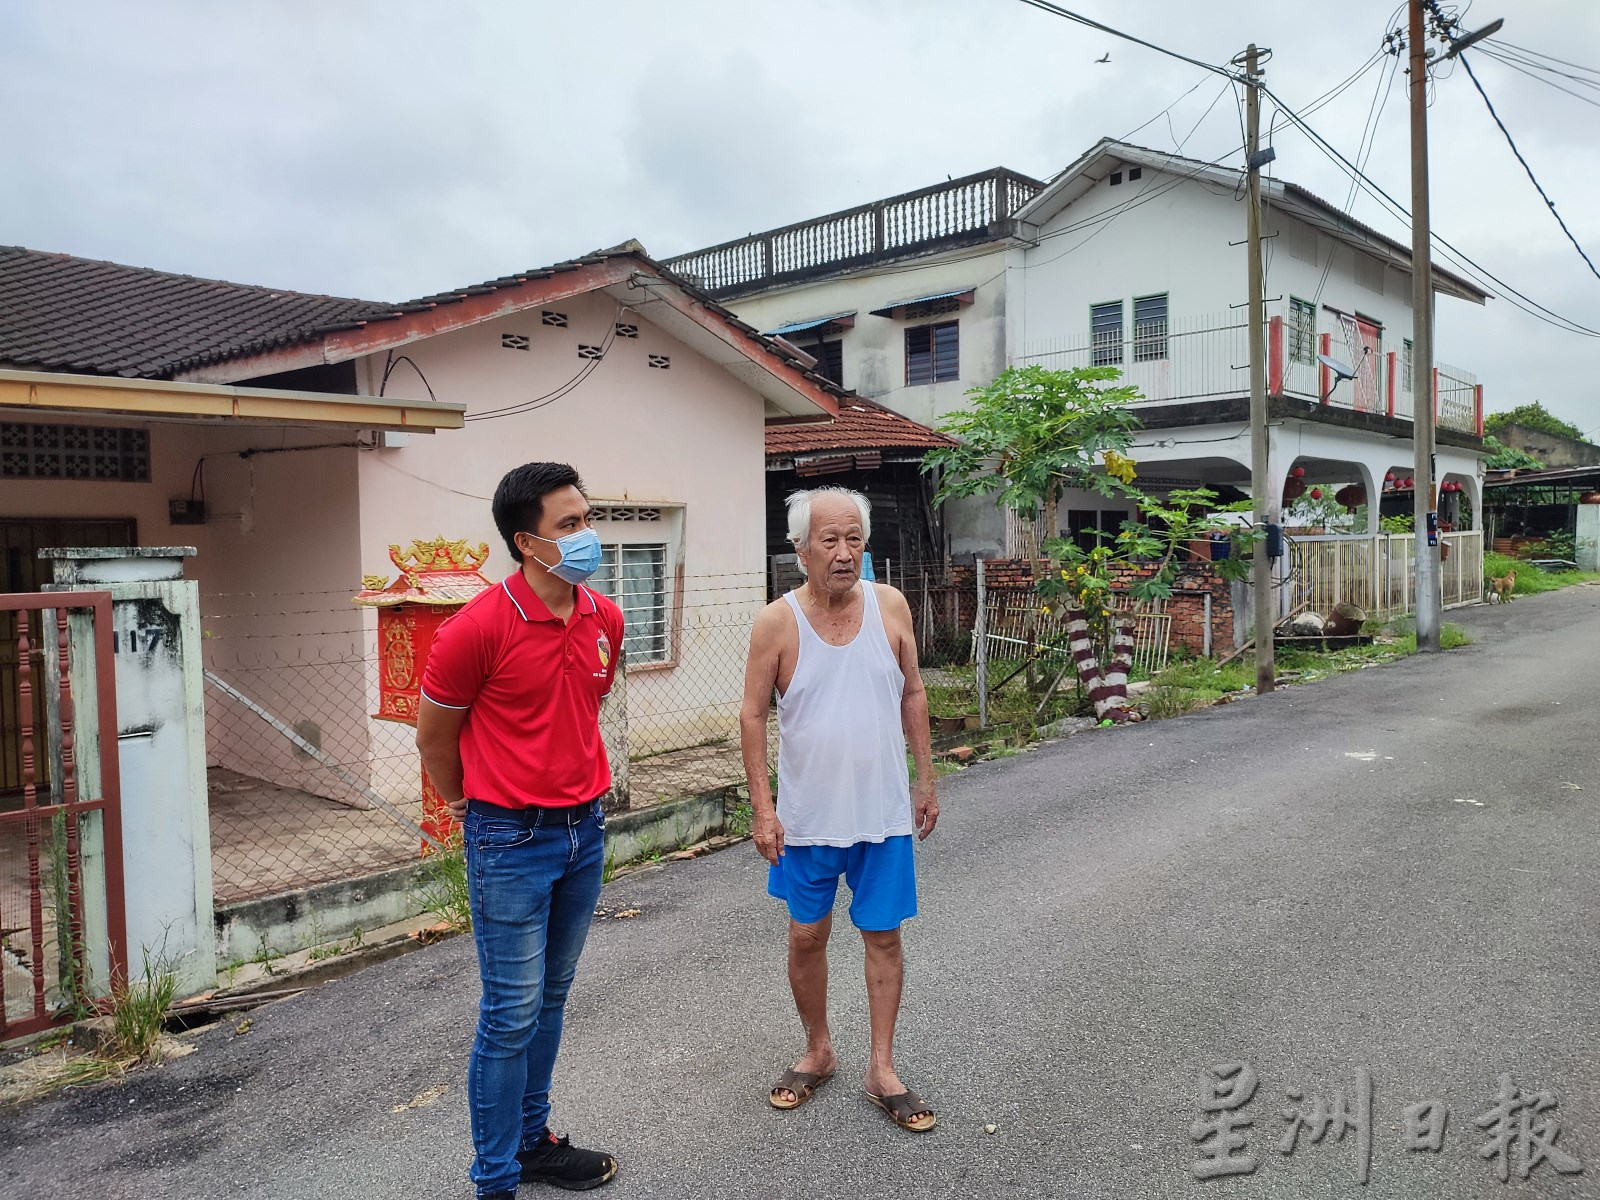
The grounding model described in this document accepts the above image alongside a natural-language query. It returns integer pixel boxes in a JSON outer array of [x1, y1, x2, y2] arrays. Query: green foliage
[[1530, 530, 1577, 560], [413, 833, 471, 933], [726, 799, 754, 839], [1483, 402, 1587, 444], [1485, 551, 1600, 595], [1481, 435, 1545, 471], [47, 813, 95, 1020], [1285, 490, 1363, 532], [1379, 513, 1415, 534], [923, 364, 1143, 523], [108, 946, 179, 1062], [1037, 488, 1259, 618]]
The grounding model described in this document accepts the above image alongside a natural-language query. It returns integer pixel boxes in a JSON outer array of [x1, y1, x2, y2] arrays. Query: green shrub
[[413, 833, 471, 932]]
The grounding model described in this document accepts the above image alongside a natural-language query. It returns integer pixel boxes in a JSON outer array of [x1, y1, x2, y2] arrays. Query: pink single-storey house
[[0, 241, 840, 831]]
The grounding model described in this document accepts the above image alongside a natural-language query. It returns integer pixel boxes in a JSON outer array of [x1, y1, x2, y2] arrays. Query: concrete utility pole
[[1408, 0, 1442, 652], [1242, 43, 1275, 693], [1409, 2, 1504, 651]]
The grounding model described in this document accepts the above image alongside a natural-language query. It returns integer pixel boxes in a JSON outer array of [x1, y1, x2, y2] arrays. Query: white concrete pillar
[[1578, 503, 1600, 572], [1353, 460, 1381, 533], [45, 548, 216, 997]]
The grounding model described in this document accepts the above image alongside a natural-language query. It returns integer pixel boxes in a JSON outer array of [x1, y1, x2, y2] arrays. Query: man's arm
[[880, 584, 939, 840], [417, 698, 470, 821], [739, 604, 788, 865]]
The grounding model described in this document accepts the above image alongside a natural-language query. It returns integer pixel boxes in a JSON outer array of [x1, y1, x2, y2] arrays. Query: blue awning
[[761, 312, 856, 338], [868, 288, 976, 317]]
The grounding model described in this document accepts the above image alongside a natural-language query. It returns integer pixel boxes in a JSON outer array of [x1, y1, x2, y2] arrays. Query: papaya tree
[[923, 365, 1259, 723]]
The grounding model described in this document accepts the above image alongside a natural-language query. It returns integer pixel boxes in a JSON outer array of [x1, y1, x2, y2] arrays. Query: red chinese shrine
[[353, 537, 494, 848]]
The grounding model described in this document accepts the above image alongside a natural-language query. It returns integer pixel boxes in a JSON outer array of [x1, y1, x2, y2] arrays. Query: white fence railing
[[1289, 530, 1484, 619], [1020, 306, 1482, 435]]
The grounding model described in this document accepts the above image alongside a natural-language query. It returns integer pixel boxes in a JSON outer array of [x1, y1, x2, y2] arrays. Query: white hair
[[786, 487, 871, 562]]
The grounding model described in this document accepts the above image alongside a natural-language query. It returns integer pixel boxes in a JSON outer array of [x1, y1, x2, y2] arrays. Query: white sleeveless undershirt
[[776, 583, 912, 847]]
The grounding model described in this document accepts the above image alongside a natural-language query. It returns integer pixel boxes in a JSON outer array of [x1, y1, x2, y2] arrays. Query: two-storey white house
[[665, 139, 1491, 565]]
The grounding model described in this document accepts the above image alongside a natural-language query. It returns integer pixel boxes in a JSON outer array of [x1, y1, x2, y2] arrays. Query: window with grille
[[589, 543, 669, 663], [1290, 297, 1316, 365], [905, 321, 958, 386], [1, 423, 149, 482], [1132, 294, 1168, 362], [1403, 339, 1414, 391], [1091, 301, 1123, 366]]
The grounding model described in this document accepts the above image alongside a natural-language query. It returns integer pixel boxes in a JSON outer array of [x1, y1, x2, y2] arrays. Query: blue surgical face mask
[[525, 527, 603, 585]]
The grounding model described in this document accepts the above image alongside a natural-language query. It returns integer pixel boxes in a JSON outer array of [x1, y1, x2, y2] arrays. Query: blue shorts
[[767, 836, 918, 931]]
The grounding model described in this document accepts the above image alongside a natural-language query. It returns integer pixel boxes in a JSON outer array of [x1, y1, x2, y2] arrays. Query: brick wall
[[949, 557, 1234, 657]]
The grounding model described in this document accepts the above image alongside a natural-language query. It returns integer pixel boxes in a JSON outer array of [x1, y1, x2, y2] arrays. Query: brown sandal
[[866, 1088, 938, 1132], [769, 1068, 834, 1110]]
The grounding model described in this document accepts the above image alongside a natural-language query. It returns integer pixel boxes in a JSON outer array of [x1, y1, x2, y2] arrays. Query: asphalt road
[[3, 586, 1598, 1200]]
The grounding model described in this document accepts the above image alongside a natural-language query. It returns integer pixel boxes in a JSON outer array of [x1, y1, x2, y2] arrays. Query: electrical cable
[[1475, 45, 1600, 110], [1457, 51, 1600, 282], [1263, 85, 1600, 338], [1493, 39, 1600, 79], [1478, 43, 1600, 91], [378, 353, 437, 402], [465, 303, 628, 422], [1308, 38, 1404, 313], [1009, 0, 1242, 81]]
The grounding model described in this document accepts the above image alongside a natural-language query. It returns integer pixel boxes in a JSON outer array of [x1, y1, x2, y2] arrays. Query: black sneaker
[[517, 1131, 618, 1191]]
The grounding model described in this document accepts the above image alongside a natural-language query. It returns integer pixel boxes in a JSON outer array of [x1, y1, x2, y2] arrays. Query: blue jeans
[[465, 800, 606, 1197]]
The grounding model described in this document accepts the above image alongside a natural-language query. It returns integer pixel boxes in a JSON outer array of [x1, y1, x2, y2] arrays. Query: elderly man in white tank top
[[738, 486, 940, 1133]]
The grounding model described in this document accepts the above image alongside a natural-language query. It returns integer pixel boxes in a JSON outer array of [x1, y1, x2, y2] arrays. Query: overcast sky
[[3, 1, 1596, 430]]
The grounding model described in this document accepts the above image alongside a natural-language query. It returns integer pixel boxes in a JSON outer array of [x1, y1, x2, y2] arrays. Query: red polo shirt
[[420, 571, 624, 808]]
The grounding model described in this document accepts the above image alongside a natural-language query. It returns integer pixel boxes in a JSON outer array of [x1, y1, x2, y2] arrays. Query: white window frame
[[587, 503, 683, 668]]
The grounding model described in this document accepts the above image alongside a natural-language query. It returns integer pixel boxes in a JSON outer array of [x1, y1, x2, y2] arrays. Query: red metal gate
[[0, 592, 126, 1041]]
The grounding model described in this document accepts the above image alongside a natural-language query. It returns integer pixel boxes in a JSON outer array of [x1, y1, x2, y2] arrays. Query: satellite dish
[[1317, 353, 1355, 382]]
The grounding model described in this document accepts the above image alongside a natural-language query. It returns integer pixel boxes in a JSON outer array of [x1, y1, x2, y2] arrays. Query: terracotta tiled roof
[[765, 396, 955, 458], [0, 245, 392, 378]]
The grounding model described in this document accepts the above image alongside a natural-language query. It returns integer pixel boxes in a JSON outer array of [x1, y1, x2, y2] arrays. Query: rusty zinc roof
[[765, 396, 955, 458]]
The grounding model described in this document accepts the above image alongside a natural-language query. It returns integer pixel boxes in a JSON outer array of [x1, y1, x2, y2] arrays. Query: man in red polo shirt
[[417, 461, 624, 1198]]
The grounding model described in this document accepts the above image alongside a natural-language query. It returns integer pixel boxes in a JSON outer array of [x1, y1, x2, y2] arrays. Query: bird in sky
[[1096, 52, 1111, 63]]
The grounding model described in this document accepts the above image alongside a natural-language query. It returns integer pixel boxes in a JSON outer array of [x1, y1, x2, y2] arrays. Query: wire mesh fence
[[195, 571, 1003, 905]]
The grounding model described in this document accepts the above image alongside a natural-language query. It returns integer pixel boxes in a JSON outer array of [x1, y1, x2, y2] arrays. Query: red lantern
[[1292, 465, 1307, 478], [1282, 477, 1307, 501], [1310, 487, 1323, 501], [1385, 471, 1396, 482]]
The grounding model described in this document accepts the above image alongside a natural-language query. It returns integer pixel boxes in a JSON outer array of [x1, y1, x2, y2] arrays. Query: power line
[[1010, 0, 1242, 81], [1475, 45, 1600, 110], [1263, 85, 1600, 338], [1457, 51, 1600, 282], [1479, 43, 1600, 91], [1310, 36, 1403, 311], [1493, 39, 1600, 79]]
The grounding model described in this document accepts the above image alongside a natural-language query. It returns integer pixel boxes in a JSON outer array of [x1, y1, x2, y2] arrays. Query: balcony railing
[[662, 167, 1045, 297], [1018, 306, 1483, 436]]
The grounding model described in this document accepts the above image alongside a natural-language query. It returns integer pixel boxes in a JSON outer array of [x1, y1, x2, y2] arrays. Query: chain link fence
[[196, 568, 1102, 912], [195, 579, 992, 908]]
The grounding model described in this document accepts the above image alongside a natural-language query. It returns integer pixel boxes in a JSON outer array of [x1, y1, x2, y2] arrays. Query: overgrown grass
[[925, 661, 1091, 739], [107, 947, 179, 1062], [1143, 621, 1471, 720], [1484, 552, 1600, 598], [413, 833, 471, 933]]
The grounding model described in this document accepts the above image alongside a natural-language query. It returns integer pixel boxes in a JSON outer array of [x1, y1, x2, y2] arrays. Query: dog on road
[[1487, 569, 1516, 603]]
